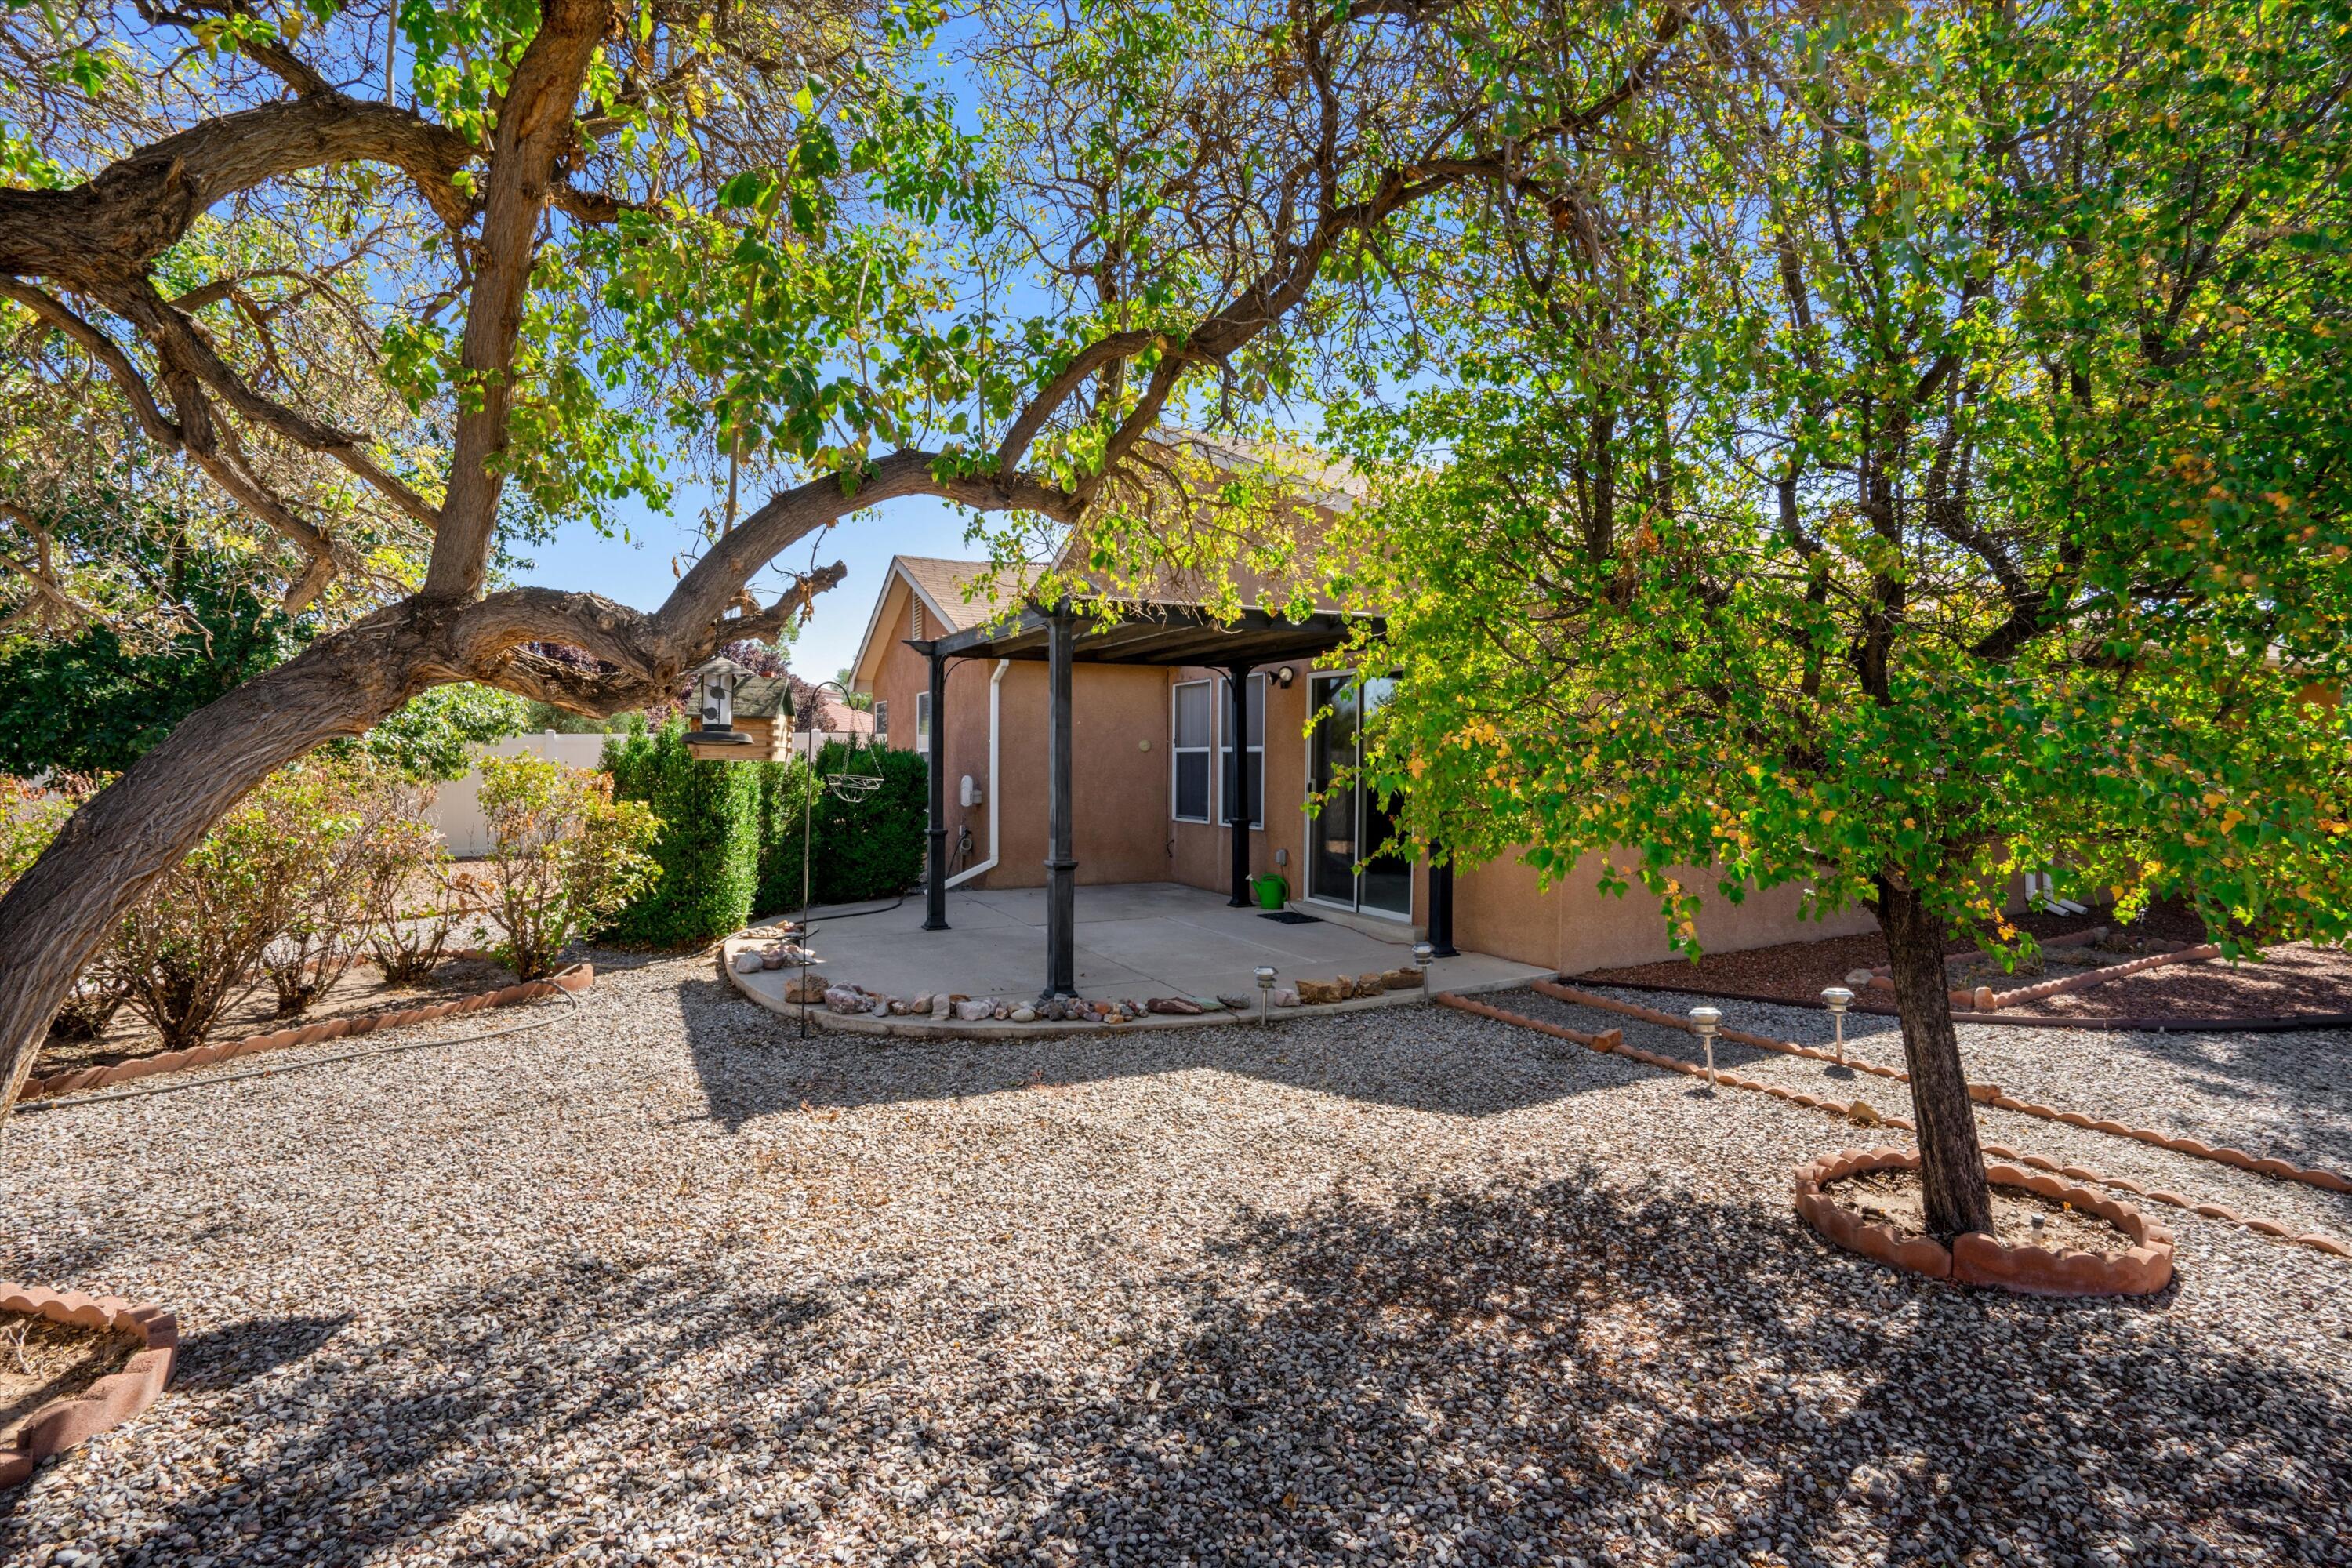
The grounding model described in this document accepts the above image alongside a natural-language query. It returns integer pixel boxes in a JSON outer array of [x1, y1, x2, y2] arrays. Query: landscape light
[[1690, 1005, 1722, 1090]]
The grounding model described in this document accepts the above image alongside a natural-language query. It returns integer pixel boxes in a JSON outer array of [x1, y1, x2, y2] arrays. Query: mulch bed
[[0, 1317, 142, 1449], [1577, 897, 2352, 1024], [38, 953, 524, 1076], [1824, 1168, 2134, 1255]]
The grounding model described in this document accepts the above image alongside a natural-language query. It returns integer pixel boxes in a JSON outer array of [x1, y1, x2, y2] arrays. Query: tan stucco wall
[[880, 631, 1889, 970]]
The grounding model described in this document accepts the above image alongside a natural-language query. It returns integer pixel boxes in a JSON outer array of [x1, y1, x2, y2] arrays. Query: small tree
[[474, 755, 660, 980], [1333, 0, 2352, 1236]]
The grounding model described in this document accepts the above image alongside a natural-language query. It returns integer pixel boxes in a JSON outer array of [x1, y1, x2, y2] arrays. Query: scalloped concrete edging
[[1454, 989, 2350, 1261], [1535, 979, 2352, 1198], [0, 1283, 178, 1487], [20, 964, 594, 1102], [1794, 1148, 2176, 1296]]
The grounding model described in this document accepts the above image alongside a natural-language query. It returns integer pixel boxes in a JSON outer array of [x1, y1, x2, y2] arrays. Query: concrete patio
[[727, 881, 1549, 1033]]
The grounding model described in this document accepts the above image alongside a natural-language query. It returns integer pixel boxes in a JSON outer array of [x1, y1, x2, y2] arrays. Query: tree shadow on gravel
[[0, 1258, 840, 1567], [172, 1313, 354, 1392], [677, 973, 1657, 1131], [960, 1170, 2351, 1568]]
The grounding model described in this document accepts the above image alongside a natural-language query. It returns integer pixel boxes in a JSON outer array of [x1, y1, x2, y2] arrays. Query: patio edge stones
[[20, 964, 594, 1102], [719, 931, 1533, 1039], [1793, 1147, 2176, 1297], [0, 1283, 180, 1488]]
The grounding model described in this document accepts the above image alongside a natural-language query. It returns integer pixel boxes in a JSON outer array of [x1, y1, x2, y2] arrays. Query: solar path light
[[1254, 964, 1278, 1027], [1820, 986, 1855, 1067], [1690, 1006, 1722, 1089]]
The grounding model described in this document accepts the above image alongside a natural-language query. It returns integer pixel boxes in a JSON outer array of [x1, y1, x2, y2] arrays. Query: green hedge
[[604, 728, 931, 938], [804, 741, 928, 906], [602, 720, 761, 946], [753, 758, 821, 917]]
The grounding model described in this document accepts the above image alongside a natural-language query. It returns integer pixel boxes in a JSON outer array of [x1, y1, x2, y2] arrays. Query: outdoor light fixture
[[1274, 666, 1297, 689], [1412, 942, 1436, 1002], [1820, 986, 1855, 1067], [1689, 1006, 1722, 1090], [1254, 964, 1278, 1026]]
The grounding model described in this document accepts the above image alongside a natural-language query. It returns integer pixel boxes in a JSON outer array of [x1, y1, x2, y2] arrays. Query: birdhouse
[[684, 659, 801, 760], [683, 655, 760, 757]]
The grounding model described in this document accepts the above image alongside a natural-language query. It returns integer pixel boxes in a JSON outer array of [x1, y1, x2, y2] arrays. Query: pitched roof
[[894, 556, 1016, 634]]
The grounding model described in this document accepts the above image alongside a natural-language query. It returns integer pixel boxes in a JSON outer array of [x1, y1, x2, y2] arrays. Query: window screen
[[1172, 680, 1211, 822]]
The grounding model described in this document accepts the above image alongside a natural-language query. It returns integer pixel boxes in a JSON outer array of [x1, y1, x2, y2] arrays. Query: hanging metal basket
[[824, 771, 884, 802]]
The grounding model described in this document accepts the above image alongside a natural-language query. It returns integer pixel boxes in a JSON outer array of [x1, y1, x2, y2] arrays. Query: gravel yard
[[2, 954, 2348, 1567]]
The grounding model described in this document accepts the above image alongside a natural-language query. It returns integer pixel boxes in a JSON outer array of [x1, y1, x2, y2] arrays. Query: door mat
[[1258, 911, 1324, 924]]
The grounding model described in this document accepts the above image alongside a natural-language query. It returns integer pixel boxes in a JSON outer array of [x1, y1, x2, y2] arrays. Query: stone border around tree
[[1793, 1147, 2176, 1296], [0, 1283, 179, 1488], [20, 964, 594, 1102]]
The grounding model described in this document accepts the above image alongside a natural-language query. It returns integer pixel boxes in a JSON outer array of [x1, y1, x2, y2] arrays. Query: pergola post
[[921, 645, 949, 931], [1226, 663, 1252, 906], [1042, 601, 1077, 998], [1428, 851, 1458, 957]]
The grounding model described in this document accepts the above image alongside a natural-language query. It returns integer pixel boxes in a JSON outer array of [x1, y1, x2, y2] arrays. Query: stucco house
[[842, 551, 1876, 977]]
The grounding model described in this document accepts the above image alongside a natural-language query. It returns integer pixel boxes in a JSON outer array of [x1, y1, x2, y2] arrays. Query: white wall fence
[[427, 728, 874, 858], [430, 732, 618, 858]]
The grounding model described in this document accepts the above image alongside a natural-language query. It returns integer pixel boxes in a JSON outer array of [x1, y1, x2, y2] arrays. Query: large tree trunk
[[0, 616, 423, 1119], [1872, 877, 1994, 1239]]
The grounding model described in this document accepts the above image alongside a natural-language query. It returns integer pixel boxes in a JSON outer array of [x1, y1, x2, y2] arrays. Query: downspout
[[945, 658, 1007, 888]]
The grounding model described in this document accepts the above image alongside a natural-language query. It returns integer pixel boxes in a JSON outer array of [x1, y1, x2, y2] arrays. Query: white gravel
[[1, 953, 2347, 1567]]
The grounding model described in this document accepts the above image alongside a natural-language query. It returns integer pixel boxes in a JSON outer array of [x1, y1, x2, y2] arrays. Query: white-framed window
[[873, 699, 889, 744], [1171, 679, 1212, 822], [1218, 672, 1265, 829], [916, 690, 932, 754]]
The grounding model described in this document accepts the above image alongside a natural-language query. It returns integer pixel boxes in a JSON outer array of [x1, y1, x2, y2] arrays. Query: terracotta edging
[[1437, 993, 1622, 1052], [1535, 979, 2352, 1197], [0, 1282, 179, 1487], [1568, 975, 2352, 1033], [1455, 987, 2350, 1261], [1793, 1148, 2176, 1296], [22, 964, 593, 1102]]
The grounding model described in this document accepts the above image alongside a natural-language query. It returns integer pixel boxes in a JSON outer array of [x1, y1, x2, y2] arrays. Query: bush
[[603, 720, 762, 946], [356, 777, 462, 986], [263, 761, 402, 1016], [355, 683, 531, 780], [806, 742, 927, 906], [474, 753, 661, 979], [110, 764, 355, 1051]]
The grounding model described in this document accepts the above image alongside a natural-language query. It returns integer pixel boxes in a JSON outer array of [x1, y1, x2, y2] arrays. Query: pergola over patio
[[911, 599, 1457, 1000]]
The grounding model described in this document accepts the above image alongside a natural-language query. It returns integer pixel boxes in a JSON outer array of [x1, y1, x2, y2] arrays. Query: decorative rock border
[[1444, 991, 2350, 1261], [1534, 980, 2352, 1196], [1793, 1148, 2176, 1296], [718, 931, 1523, 1040], [0, 1283, 178, 1487], [20, 964, 593, 1102]]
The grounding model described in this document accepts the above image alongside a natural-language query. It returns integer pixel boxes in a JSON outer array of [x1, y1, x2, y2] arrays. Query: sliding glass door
[[1307, 673, 1413, 917]]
